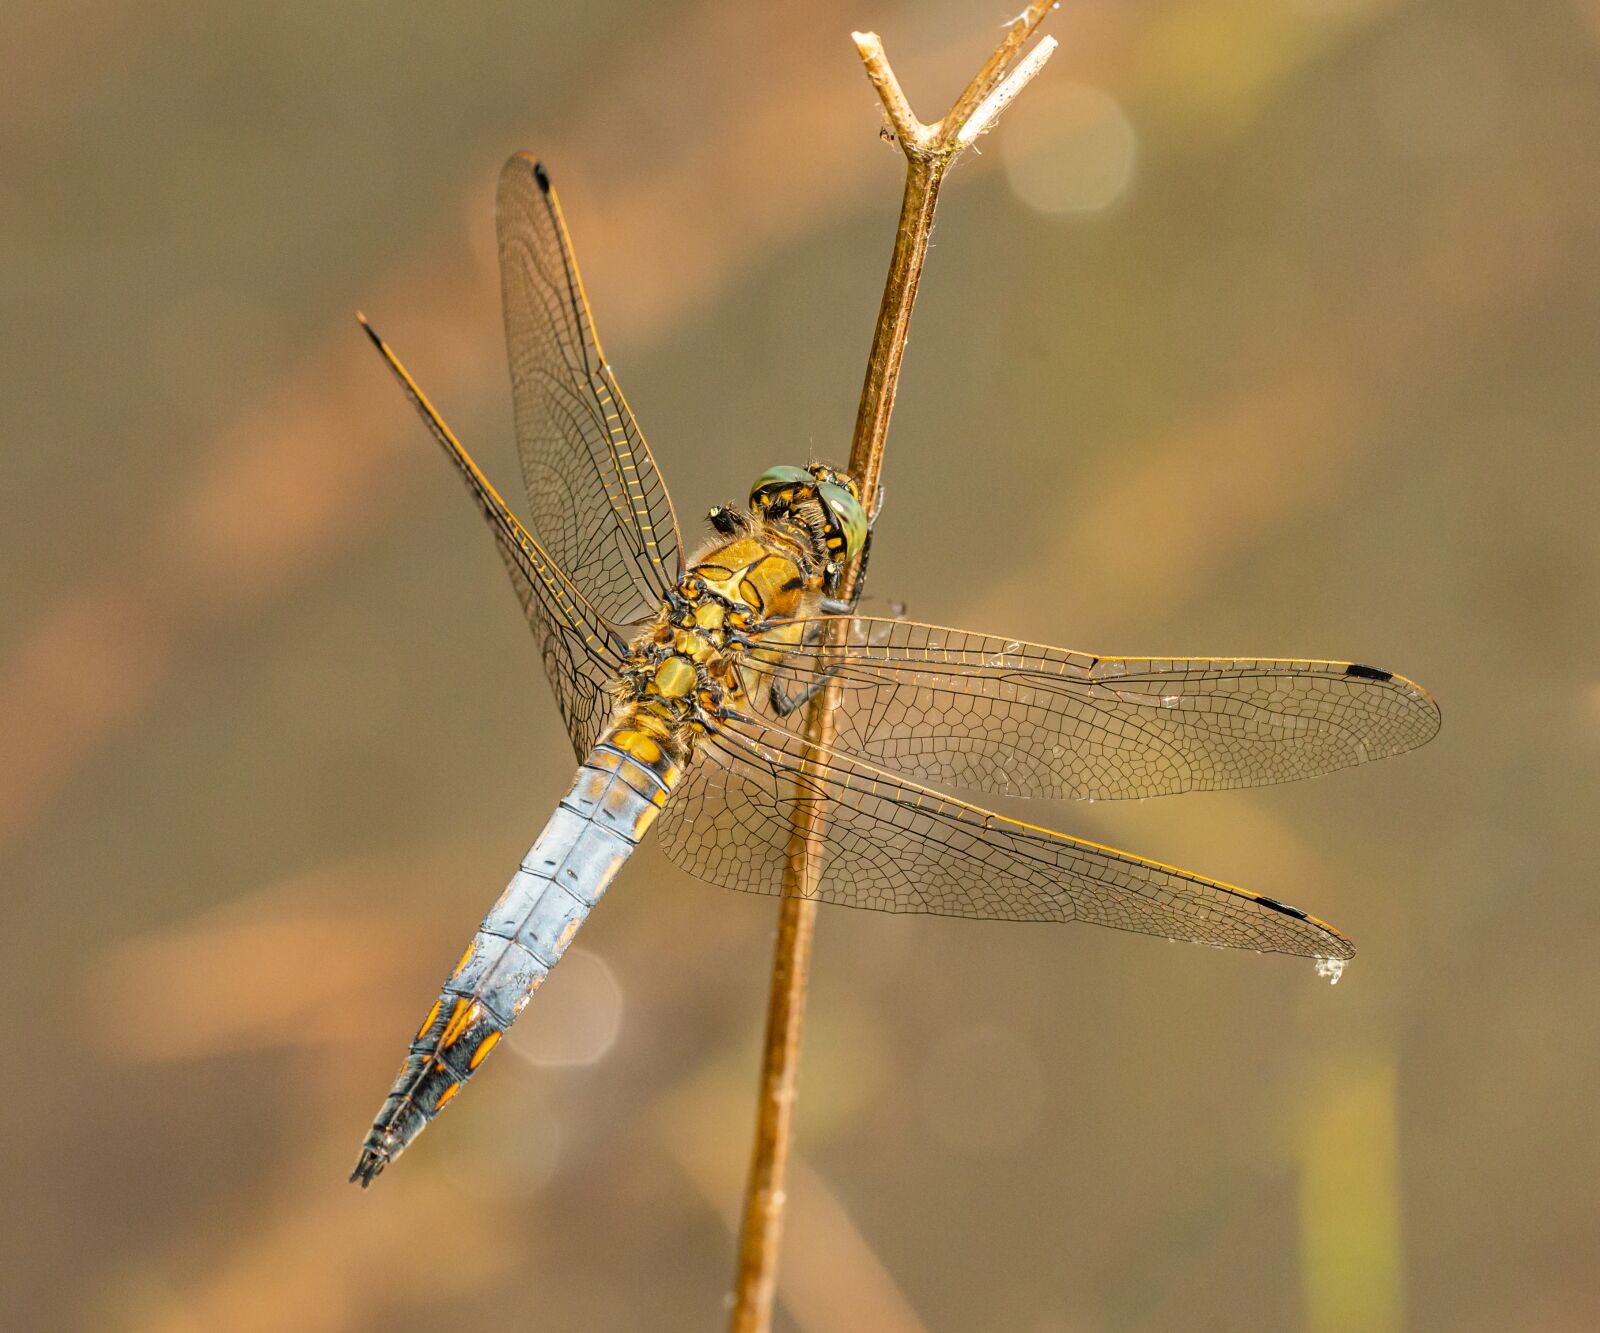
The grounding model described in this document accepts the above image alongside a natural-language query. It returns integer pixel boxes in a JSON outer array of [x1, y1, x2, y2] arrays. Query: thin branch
[[852, 31, 929, 152], [727, 9, 1061, 1332], [956, 34, 1059, 146], [941, 1, 1058, 145]]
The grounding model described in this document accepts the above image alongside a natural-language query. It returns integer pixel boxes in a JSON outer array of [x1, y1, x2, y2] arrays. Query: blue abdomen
[[352, 729, 681, 1184]]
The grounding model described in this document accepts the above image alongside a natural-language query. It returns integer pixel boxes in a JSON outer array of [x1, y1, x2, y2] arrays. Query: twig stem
[[728, 10, 1059, 1331], [846, 153, 942, 509]]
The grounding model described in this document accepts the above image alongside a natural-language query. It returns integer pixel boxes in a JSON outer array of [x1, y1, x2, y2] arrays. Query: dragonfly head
[[749, 464, 867, 567]]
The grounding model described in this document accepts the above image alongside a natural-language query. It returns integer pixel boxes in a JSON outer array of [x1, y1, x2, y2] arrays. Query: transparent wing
[[360, 317, 628, 758], [744, 617, 1440, 801], [497, 153, 683, 627], [658, 716, 1353, 959]]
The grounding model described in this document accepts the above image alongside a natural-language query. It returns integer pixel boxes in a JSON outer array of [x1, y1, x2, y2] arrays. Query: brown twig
[[727, 8, 1059, 1330]]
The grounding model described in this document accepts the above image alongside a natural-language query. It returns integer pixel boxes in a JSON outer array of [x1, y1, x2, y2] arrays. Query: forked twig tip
[[955, 33, 1058, 146]]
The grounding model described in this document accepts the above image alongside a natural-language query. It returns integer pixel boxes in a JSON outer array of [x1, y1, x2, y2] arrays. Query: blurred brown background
[[3, 1, 1597, 1329]]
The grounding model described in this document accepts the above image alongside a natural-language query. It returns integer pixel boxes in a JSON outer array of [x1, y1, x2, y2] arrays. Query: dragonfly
[[350, 153, 1439, 1186]]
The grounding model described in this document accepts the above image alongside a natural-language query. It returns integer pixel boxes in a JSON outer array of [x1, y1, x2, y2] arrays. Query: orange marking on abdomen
[[468, 1030, 502, 1070], [417, 1000, 442, 1042], [439, 998, 474, 1048], [452, 943, 474, 977], [434, 1081, 461, 1111]]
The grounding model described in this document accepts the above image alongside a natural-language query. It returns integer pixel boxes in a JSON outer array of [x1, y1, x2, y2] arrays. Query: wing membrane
[[658, 716, 1353, 959], [360, 317, 628, 757], [745, 617, 1440, 801], [497, 154, 682, 627]]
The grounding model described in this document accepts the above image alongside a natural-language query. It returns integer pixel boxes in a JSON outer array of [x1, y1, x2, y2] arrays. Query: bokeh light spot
[[507, 946, 623, 1067], [1002, 81, 1138, 216]]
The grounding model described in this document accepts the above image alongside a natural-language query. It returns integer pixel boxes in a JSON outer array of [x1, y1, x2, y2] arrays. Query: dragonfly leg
[[768, 667, 840, 717], [767, 607, 839, 715], [819, 527, 876, 615]]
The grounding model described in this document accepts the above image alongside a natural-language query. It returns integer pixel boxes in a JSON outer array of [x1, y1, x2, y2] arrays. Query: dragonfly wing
[[745, 617, 1439, 801], [360, 318, 629, 758], [658, 717, 1354, 960], [497, 154, 683, 628], [492, 537, 625, 759]]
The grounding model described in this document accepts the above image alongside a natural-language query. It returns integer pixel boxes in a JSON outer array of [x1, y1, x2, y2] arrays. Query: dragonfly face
[[350, 152, 1440, 1185], [748, 463, 868, 596]]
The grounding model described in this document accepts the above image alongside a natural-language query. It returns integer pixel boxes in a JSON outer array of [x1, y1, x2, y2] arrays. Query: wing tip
[[1343, 661, 1443, 746], [1243, 889, 1356, 960], [355, 310, 383, 347], [500, 150, 552, 195]]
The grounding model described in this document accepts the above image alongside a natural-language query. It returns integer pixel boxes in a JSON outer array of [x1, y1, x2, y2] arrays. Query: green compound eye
[[749, 465, 813, 506], [817, 480, 867, 560]]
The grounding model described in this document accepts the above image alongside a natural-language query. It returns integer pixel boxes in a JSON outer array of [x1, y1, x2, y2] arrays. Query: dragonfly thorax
[[616, 513, 833, 753]]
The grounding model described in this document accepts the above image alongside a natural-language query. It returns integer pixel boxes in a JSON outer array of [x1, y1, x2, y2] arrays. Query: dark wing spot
[[1345, 663, 1393, 682], [1254, 894, 1309, 921], [533, 160, 552, 193]]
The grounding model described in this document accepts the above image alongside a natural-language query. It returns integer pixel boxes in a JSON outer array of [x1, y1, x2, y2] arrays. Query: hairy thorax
[[609, 516, 827, 764]]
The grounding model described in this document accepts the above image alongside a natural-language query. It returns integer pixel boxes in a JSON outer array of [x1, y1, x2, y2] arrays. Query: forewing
[[745, 617, 1440, 801], [497, 154, 682, 627], [657, 717, 1354, 960]]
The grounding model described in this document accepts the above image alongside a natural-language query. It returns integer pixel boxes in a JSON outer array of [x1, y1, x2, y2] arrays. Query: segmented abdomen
[[352, 724, 681, 1185]]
